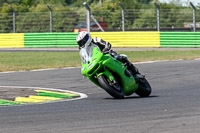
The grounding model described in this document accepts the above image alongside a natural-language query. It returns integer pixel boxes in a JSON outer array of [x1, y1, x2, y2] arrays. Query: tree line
[[0, 0, 199, 33]]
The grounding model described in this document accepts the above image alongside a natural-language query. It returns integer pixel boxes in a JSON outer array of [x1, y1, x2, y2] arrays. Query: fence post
[[83, 2, 91, 32], [154, 3, 160, 31], [83, 2, 104, 32], [190, 2, 196, 32], [47, 5, 53, 32], [119, 3, 125, 31], [10, 6, 16, 33]]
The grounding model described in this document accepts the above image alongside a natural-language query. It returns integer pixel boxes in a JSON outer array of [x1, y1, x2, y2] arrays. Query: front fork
[[97, 68, 121, 92]]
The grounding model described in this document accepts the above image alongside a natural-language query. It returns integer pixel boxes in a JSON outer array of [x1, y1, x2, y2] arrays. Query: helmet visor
[[77, 34, 89, 48]]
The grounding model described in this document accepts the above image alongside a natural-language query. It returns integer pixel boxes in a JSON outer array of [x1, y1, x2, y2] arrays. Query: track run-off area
[[0, 59, 200, 133]]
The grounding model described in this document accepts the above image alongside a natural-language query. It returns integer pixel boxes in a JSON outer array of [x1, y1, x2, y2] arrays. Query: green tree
[[136, 0, 153, 4], [197, 3, 200, 9], [20, 0, 35, 7], [36, 0, 65, 5], [159, 2, 190, 29], [0, 0, 7, 6], [0, 0, 195, 33], [132, 8, 156, 29]]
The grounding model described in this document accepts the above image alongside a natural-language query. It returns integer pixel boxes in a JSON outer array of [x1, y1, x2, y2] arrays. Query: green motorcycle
[[80, 44, 151, 99]]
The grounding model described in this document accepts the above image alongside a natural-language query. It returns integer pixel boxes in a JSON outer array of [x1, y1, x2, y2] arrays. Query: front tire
[[98, 75, 124, 99], [135, 78, 151, 97]]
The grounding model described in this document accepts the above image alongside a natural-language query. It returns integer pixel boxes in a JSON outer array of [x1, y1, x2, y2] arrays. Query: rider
[[76, 31, 140, 77]]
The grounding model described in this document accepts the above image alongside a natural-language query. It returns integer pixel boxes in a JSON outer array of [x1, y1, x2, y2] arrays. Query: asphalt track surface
[[0, 59, 200, 133]]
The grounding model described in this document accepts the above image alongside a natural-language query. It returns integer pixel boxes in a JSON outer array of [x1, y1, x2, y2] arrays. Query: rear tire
[[98, 75, 124, 99], [135, 78, 151, 97]]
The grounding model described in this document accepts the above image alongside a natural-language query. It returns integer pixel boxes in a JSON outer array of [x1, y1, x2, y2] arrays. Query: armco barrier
[[0, 33, 24, 48], [90, 32, 160, 47], [24, 33, 78, 47], [160, 32, 200, 47], [0, 32, 200, 48]]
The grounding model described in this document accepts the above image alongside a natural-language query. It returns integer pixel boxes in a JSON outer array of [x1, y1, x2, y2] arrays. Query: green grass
[[0, 52, 80, 72], [119, 50, 200, 62], [0, 50, 200, 72]]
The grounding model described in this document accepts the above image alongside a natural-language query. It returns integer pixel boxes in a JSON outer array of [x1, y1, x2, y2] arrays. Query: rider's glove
[[104, 42, 111, 50], [102, 41, 111, 54], [102, 48, 110, 54]]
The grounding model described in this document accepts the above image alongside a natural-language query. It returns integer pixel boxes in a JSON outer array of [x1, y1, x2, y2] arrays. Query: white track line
[[0, 67, 80, 74], [0, 59, 199, 74], [0, 86, 88, 107], [133, 59, 185, 64]]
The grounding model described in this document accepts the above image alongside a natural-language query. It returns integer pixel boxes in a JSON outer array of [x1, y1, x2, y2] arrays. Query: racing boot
[[116, 54, 138, 74], [114, 54, 144, 79], [127, 61, 145, 81], [127, 62, 139, 75], [114, 54, 132, 77]]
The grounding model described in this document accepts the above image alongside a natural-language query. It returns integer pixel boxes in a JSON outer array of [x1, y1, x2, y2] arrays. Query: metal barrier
[[0, 33, 78, 48], [0, 32, 200, 48], [0, 33, 24, 48], [90, 32, 160, 47], [160, 32, 200, 47], [24, 33, 78, 47]]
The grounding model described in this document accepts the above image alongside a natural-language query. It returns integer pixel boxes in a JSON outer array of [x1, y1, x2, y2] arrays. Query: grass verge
[[0, 50, 200, 72]]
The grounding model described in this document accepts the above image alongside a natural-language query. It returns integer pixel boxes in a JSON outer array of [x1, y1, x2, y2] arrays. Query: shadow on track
[[104, 95, 158, 100]]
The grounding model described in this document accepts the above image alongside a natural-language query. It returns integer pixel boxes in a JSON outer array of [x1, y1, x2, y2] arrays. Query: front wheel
[[98, 75, 124, 99], [135, 78, 151, 97]]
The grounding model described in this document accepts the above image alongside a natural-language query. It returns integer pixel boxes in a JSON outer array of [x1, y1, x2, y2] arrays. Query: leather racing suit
[[91, 37, 140, 76]]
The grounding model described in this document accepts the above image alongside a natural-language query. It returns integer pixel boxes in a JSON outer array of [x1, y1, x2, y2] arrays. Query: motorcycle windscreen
[[80, 44, 96, 64]]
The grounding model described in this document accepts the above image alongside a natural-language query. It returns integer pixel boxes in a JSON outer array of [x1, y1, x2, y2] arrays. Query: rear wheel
[[98, 74, 124, 99], [135, 78, 151, 97]]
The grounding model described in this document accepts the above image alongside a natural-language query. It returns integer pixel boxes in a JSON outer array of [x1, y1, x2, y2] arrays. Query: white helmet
[[76, 31, 92, 48]]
